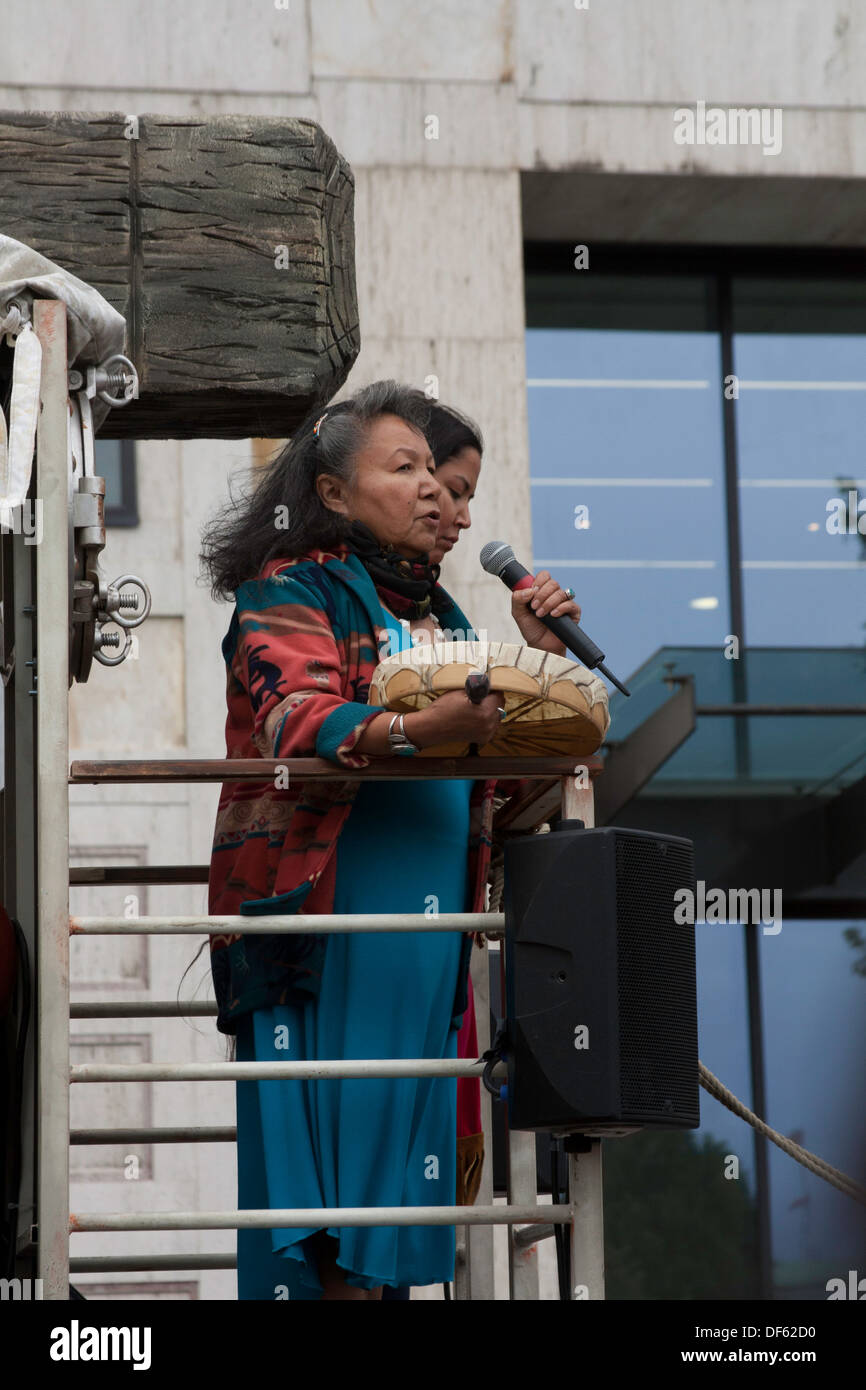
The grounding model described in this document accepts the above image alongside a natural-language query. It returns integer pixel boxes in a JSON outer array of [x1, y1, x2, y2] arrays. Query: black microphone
[[479, 540, 631, 697]]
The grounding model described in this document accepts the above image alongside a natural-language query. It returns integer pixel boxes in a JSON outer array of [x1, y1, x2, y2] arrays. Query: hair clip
[[313, 412, 329, 436]]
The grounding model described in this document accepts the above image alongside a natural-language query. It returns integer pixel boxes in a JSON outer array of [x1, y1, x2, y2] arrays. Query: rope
[[698, 1063, 866, 1205], [483, 840, 866, 1206]]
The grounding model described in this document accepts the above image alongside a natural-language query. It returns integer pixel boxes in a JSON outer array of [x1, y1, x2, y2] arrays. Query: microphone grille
[[479, 541, 514, 577]]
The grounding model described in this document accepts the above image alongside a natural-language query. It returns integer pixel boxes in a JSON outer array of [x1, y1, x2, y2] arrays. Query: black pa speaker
[[504, 822, 699, 1133]]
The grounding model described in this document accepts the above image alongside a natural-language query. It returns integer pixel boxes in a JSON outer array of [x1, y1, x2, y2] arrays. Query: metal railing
[[61, 758, 601, 1301], [23, 299, 607, 1300]]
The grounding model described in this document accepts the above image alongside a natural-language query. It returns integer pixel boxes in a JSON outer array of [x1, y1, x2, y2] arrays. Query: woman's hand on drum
[[404, 689, 504, 749], [511, 570, 581, 655]]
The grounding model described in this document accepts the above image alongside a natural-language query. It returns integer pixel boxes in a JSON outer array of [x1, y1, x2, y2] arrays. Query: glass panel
[[93, 438, 124, 521], [733, 276, 866, 335], [526, 271, 716, 333], [732, 279, 866, 647], [526, 326, 730, 688], [603, 919, 759, 1299], [613, 646, 866, 795], [759, 919, 866, 1297]]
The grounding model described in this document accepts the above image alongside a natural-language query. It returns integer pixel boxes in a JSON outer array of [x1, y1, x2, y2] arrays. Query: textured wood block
[[0, 110, 359, 438]]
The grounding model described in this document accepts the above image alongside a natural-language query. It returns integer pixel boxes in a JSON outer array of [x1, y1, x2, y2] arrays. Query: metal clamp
[[67, 389, 151, 681], [92, 574, 151, 666], [68, 353, 139, 408], [99, 574, 151, 631], [93, 622, 134, 667]]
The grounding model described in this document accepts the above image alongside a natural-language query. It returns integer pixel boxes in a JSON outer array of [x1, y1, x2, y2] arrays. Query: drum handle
[[464, 672, 490, 756], [464, 672, 490, 704]]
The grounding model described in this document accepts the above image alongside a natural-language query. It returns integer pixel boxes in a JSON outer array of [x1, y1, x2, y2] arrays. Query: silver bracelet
[[387, 711, 419, 754]]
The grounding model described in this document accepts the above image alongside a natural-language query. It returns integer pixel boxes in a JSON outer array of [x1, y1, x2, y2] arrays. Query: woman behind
[[201, 381, 503, 1301], [422, 400, 583, 1250], [425, 400, 581, 652]]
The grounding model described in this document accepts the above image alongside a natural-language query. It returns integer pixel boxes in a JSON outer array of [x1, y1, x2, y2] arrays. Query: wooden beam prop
[[0, 111, 359, 439]]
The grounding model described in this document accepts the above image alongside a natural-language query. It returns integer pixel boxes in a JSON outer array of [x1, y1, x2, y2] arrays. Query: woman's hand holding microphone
[[511, 569, 581, 655]]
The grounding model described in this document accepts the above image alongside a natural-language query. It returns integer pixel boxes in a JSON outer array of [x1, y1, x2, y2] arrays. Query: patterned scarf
[[344, 519, 451, 619]]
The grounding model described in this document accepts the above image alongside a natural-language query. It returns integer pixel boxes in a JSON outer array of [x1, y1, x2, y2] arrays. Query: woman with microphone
[[203, 381, 510, 1301], [422, 401, 583, 1249], [202, 380, 583, 1301], [424, 400, 582, 651]]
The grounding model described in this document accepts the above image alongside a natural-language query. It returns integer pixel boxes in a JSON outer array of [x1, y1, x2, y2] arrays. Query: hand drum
[[368, 640, 610, 757]]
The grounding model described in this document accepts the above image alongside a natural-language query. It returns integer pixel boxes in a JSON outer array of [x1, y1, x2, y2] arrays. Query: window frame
[[524, 241, 866, 1301], [100, 438, 139, 528]]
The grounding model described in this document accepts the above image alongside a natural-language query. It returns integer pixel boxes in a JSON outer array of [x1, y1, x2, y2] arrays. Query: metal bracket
[[68, 353, 139, 408], [66, 388, 152, 682]]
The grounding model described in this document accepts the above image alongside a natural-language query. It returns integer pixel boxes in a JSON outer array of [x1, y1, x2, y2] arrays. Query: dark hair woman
[[421, 400, 584, 1279], [200, 381, 504, 1302], [424, 399, 582, 644]]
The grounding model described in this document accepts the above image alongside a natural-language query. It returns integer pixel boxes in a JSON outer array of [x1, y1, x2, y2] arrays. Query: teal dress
[[235, 615, 474, 1298]]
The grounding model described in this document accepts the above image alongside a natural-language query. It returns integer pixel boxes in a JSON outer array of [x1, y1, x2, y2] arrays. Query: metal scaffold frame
[[9, 298, 606, 1301]]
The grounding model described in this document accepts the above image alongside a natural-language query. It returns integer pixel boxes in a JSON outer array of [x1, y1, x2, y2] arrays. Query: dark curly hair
[[199, 379, 433, 600]]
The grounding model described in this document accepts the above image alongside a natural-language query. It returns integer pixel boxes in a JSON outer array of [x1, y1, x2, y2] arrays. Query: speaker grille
[[616, 834, 698, 1121]]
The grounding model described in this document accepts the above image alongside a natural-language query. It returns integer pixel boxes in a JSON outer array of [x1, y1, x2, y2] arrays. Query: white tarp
[[0, 234, 127, 511]]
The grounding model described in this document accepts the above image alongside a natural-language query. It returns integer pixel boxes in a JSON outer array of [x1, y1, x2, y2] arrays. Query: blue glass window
[[759, 919, 866, 1295]]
